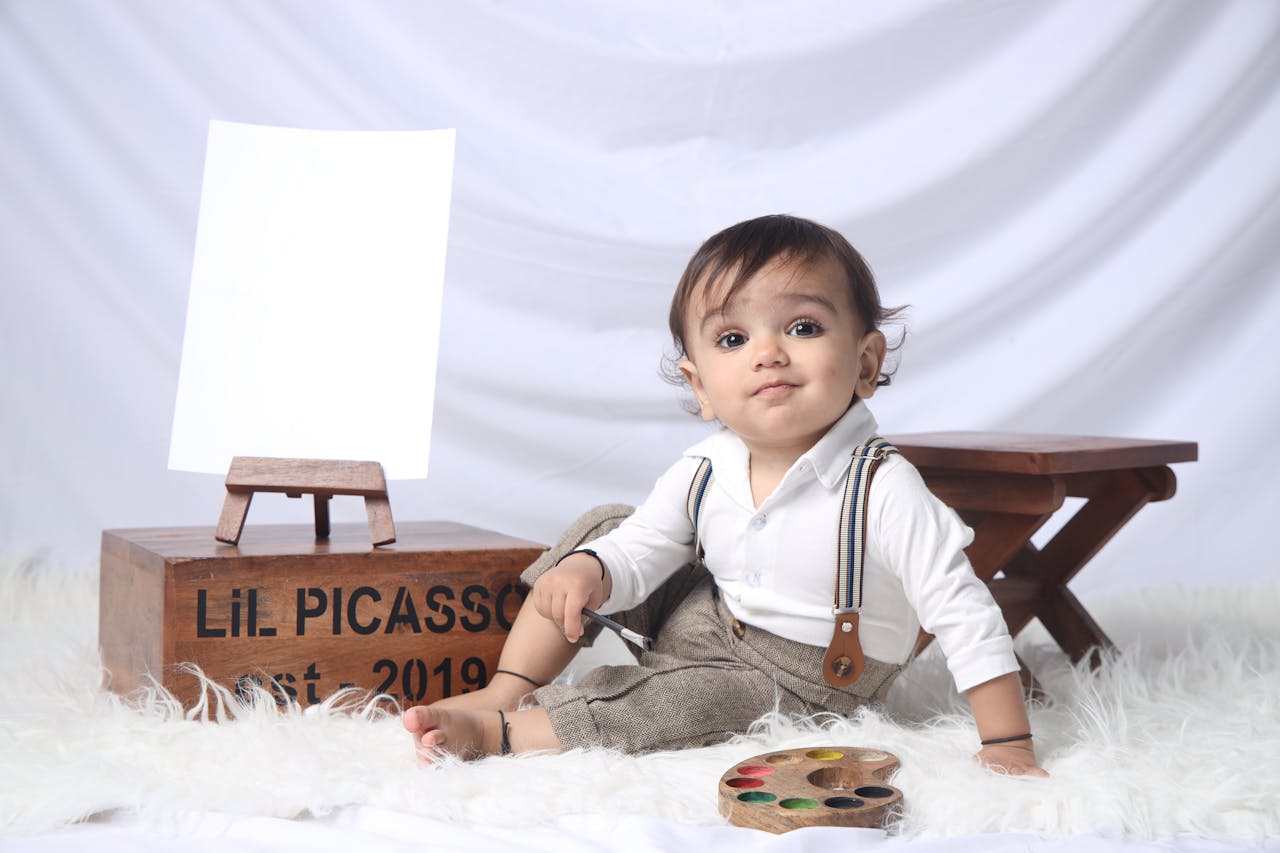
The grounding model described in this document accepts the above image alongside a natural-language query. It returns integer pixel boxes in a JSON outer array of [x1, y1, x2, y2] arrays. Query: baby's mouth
[[754, 381, 796, 397]]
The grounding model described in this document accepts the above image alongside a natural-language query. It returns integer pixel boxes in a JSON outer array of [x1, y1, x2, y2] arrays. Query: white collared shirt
[[588, 401, 1018, 693]]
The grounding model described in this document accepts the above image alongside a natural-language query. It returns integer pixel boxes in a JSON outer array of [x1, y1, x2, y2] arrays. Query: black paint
[[853, 786, 894, 799]]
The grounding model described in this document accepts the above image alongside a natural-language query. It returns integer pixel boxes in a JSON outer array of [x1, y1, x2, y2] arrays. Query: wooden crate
[[99, 521, 544, 710]]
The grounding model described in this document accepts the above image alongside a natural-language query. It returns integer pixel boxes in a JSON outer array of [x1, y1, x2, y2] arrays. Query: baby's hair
[[663, 214, 906, 393]]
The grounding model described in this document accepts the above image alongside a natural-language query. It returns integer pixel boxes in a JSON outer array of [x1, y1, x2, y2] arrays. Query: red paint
[[725, 777, 765, 789], [736, 765, 774, 777]]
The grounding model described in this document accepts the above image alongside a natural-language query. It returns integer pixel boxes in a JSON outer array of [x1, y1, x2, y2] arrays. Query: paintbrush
[[582, 608, 654, 652]]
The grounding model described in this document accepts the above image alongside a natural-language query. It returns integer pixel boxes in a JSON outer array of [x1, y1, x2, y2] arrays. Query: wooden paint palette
[[717, 746, 902, 833]]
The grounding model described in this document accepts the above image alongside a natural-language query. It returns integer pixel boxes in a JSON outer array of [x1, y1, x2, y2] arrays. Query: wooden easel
[[214, 457, 397, 546]]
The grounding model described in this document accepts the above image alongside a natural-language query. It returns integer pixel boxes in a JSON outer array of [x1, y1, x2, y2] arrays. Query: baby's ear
[[855, 330, 888, 400], [678, 359, 716, 421]]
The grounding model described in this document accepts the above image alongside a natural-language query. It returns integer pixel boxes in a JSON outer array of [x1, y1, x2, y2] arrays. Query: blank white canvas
[[168, 121, 455, 479]]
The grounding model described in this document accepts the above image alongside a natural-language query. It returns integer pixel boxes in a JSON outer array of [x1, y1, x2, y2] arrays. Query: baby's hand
[[975, 742, 1049, 777], [531, 552, 607, 643]]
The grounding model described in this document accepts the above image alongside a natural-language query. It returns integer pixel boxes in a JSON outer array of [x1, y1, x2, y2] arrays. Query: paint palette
[[717, 746, 902, 833]]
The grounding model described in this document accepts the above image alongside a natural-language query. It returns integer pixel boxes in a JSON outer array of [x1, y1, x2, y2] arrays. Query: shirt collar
[[802, 399, 881, 488], [683, 400, 881, 493]]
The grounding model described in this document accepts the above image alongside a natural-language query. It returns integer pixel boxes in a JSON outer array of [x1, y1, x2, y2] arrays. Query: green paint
[[779, 798, 820, 810]]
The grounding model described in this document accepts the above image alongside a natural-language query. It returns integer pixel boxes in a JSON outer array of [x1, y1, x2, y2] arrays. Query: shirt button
[[746, 571, 761, 587], [750, 514, 767, 530], [731, 619, 746, 639]]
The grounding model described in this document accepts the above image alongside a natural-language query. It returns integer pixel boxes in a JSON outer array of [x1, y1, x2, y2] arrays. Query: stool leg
[[1003, 469, 1159, 663], [215, 491, 253, 545], [365, 494, 396, 546], [1017, 654, 1046, 703], [1034, 586, 1115, 665], [314, 493, 331, 539], [963, 511, 1053, 580]]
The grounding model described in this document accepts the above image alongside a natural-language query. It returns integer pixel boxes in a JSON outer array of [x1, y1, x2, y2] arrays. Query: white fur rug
[[1, 556, 1278, 842]]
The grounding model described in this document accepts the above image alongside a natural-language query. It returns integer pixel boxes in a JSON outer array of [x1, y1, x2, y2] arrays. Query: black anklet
[[494, 668, 545, 688], [497, 709, 512, 755], [981, 732, 1033, 746]]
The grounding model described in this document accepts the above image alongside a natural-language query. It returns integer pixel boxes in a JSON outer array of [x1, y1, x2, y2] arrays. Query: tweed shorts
[[520, 505, 902, 753]]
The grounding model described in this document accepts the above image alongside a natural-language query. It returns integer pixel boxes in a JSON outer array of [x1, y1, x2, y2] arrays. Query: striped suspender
[[685, 437, 897, 688], [824, 437, 897, 687], [835, 437, 897, 614], [687, 457, 714, 563]]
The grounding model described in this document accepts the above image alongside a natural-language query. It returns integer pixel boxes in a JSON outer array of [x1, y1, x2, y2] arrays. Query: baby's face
[[678, 255, 885, 461]]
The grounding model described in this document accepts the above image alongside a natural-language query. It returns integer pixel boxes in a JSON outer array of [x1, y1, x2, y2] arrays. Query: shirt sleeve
[[870, 458, 1019, 693], [585, 455, 702, 614]]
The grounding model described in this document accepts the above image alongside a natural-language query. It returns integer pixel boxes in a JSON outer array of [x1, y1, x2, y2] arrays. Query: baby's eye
[[715, 331, 747, 349], [788, 320, 822, 337]]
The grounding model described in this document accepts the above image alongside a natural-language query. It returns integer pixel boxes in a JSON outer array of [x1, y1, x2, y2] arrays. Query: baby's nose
[[753, 335, 789, 367]]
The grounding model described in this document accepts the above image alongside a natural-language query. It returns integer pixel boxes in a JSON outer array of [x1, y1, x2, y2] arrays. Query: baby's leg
[[403, 594, 579, 752], [407, 706, 561, 762]]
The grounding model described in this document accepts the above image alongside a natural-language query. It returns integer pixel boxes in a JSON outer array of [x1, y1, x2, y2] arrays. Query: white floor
[[7, 809, 1279, 853]]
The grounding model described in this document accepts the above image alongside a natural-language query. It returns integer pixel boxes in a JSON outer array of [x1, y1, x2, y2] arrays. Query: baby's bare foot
[[403, 705, 494, 762], [431, 682, 522, 712]]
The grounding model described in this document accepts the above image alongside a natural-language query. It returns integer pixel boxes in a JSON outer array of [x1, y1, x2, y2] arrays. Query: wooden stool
[[889, 433, 1197, 680]]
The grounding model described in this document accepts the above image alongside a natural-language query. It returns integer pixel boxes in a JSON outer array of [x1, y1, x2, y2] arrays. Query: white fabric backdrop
[[2, 0, 1278, 598]]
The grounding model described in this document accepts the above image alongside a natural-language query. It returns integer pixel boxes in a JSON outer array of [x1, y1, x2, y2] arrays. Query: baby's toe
[[402, 706, 421, 732]]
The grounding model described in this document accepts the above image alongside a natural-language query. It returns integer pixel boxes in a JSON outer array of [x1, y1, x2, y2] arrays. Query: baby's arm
[[528, 456, 702, 643], [965, 672, 1048, 777], [872, 460, 1047, 777], [530, 551, 612, 643]]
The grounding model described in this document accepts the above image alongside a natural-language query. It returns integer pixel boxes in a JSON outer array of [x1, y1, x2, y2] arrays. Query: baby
[[404, 214, 1047, 776]]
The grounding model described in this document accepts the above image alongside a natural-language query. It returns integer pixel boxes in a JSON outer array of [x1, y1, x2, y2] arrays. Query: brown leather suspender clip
[[823, 609, 865, 686]]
